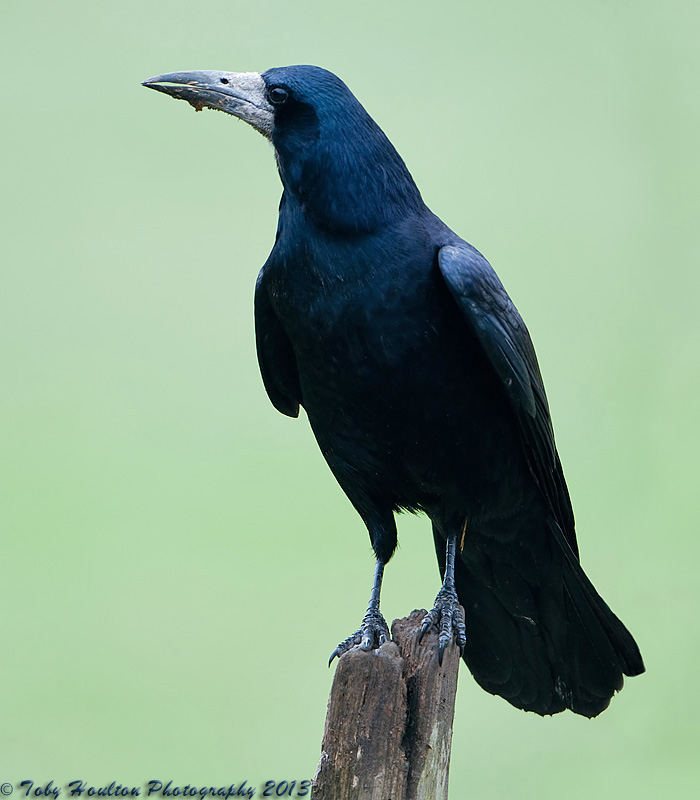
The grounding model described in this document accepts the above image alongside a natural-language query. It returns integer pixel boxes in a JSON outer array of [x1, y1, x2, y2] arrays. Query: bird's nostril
[[220, 77, 229, 85]]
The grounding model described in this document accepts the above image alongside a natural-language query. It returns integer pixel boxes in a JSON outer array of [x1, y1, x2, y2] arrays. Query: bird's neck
[[274, 121, 424, 235]]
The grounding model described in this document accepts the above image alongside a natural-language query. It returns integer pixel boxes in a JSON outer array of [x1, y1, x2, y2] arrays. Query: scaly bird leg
[[329, 559, 390, 664], [420, 533, 467, 664]]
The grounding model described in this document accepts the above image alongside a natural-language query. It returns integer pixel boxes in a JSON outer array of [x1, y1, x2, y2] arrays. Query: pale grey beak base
[[142, 70, 274, 138]]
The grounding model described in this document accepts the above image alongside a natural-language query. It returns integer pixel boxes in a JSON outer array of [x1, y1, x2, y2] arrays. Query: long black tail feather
[[433, 523, 644, 717]]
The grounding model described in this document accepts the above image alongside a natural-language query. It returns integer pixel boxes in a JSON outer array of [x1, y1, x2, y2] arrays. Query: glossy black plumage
[[144, 64, 644, 716]]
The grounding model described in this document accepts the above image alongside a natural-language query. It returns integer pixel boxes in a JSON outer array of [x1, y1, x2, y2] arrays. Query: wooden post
[[312, 609, 461, 800]]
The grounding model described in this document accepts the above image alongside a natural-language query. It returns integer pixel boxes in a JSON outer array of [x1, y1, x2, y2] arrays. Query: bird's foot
[[329, 607, 391, 664], [419, 585, 467, 664]]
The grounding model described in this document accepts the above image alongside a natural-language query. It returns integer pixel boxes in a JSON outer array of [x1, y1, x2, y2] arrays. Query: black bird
[[143, 65, 644, 717]]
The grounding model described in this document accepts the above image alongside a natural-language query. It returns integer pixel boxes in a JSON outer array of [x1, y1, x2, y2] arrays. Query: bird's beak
[[142, 70, 274, 138]]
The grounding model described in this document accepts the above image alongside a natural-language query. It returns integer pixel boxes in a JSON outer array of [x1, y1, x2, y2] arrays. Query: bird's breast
[[267, 239, 442, 393], [262, 216, 529, 513]]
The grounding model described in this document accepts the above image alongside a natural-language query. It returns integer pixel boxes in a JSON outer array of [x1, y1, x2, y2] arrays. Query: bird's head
[[143, 65, 423, 233]]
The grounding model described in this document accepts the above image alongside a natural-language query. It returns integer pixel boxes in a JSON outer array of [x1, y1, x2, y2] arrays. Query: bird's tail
[[436, 523, 644, 717]]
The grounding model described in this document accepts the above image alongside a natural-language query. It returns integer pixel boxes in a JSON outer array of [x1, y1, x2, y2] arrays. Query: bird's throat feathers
[[271, 88, 423, 235]]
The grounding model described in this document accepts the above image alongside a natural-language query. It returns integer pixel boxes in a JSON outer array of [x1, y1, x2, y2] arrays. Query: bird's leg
[[329, 559, 390, 664], [420, 533, 467, 663]]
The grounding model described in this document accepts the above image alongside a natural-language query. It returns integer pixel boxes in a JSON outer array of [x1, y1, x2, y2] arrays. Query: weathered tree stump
[[312, 609, 461, 800]]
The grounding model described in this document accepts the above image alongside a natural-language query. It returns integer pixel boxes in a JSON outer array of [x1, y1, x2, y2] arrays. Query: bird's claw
[[329, 607, 390, 665], [419, 587, 467, 664]]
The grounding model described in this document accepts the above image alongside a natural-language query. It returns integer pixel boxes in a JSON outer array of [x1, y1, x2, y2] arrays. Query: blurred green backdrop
[[2, 0, 698, 796]]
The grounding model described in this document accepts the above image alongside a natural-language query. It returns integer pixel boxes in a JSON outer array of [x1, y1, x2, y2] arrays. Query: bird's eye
[[220, 77, 230, 85], [268, 87, 289, 105]]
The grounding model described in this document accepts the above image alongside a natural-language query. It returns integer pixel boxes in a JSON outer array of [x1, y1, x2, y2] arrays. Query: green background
[[2, 0, 698, 796]]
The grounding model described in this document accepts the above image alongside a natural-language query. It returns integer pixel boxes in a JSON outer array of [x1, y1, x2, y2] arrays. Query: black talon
[[418, 607, 438, 643]]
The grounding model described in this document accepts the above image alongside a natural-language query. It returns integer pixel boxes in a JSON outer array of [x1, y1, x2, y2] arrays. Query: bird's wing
[[437, 243, 577, 554], [254, 272, 302, 418]]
